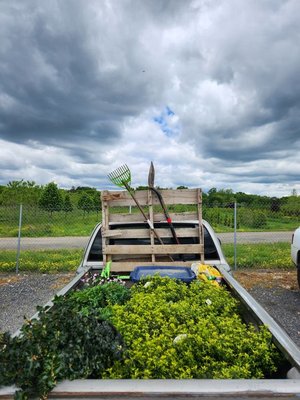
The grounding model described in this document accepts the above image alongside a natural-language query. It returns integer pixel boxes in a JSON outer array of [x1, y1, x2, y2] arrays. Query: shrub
[[0, 290, 125, 398], [238, 209, 267, 229], [0, 276, 283, 397], [104, 276, 281, 379]]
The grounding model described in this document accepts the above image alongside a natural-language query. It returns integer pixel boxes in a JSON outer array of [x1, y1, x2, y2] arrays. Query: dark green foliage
[[63, 194, 73, 213], [0, 180, 41, 206], [0, 291, 125, 399], [38, 182, 63, 214], [281, 195, 300, 217], [77, 192, 94, 213], [93, 192, 102, 212], [238, 209, 267, 229], [105, 276, 282, 379], [69, 281, 131, 318]]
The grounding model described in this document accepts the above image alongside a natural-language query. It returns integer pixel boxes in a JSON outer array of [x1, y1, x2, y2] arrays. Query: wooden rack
[[101, 188, 204, 272]]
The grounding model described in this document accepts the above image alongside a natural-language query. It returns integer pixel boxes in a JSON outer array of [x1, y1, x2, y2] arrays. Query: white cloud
[[0, 0, 299, 196]]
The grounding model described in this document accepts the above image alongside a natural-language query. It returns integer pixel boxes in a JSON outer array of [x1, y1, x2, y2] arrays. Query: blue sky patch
[[153, 106, 178, 137]]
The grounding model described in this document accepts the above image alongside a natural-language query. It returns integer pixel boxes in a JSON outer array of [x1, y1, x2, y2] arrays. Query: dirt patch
[[0, 274, 25, 286], [49, 273, 74, 290], [233, 269, 298, 291]]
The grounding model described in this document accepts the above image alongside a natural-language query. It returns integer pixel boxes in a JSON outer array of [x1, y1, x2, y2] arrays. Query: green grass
[[222, 242, 294, 269], [262, 216, 299, 231], [0, 208, 102, 237], [0, 243, 294, 273], [0, 249, 83, 273], [0, 205, 299, 238]]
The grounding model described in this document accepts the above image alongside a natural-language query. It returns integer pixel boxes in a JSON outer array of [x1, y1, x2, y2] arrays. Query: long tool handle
[[147, 162, 180, 245], [123, 182, 170, 248], [150, 187, 180, 245]]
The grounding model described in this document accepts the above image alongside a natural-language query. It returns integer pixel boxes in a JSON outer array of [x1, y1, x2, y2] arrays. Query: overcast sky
[[1, 0, 299, 196]]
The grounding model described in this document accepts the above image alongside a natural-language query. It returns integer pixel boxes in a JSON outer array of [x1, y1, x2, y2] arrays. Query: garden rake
[[107, 164, 170, 250]]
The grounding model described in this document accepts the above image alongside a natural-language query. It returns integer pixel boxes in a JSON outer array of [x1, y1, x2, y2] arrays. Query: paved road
[[219, 231, 294, 244], [0, 231, 294, 250]]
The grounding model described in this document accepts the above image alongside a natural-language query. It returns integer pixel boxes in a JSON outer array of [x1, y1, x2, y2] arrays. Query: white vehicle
[[291, 227, 300, 288]]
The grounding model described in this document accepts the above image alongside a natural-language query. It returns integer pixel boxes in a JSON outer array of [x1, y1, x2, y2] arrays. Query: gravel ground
[[0, 272, 74, 334], [233, 270, 300, 348], [0, 270, 299, 349], [249, 286, 300, 347]]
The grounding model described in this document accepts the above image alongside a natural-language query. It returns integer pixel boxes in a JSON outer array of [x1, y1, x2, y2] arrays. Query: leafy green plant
[[0, 276, 285, 398], [78, 271, 126, 289], [69, 281, 130, 318], [104, 276, 282, 379], [39, 182, 63, 215], [0, 293, 125, 399]]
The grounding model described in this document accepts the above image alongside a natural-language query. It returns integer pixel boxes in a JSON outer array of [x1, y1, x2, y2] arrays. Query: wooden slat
[[102, 227, 200, 239], [101, 189, 201, 206], [108, 212, 199, 223], [105, 244, 203, 255], [102, 229, 124, 238], [101, 195, 109, 265]]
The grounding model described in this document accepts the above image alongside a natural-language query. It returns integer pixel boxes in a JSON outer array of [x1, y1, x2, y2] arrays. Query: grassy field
[[0, 204, 299, 237], [222, 242, 293, 269], [0, 249, 83, 273], [0, 243, 293, 273]]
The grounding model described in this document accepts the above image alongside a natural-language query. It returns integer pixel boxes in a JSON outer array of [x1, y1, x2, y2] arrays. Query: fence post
[[16, 203, 23, 274], [234, 202, 237, 270]]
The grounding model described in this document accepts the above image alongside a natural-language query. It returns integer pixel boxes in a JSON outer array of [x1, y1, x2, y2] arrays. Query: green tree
[[39, 183, 63, 214], [0, 180, 41, 206], [93, 192, 101, 212], [78, 193, 94, 214], [281, 196, 300, 217], [63, 194, 73, 213]]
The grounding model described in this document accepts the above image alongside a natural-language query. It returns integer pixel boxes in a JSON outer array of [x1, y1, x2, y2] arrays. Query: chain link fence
[[0, 202, 298, 273]]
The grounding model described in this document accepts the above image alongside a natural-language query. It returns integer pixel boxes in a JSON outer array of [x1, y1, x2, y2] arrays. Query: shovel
[[148, 162, 180, 245]]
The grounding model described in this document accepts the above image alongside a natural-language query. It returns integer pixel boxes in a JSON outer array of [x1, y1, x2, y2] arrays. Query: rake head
[[108, 164, 131, 188]]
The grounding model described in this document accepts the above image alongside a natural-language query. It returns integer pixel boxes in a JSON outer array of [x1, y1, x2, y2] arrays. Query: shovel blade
[[148, 161, 155, 187]]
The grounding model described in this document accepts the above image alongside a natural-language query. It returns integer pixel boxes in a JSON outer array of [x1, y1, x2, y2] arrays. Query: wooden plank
[[158, 189, 200, 205], [102, 227, 200, 239], [105, 243, 204, 255], [102, 189, 201, 206], [101, 190, 148, 206], [108, 211, 199, 223], [101, 196, 109, 265], [102, 229, 124, 238]]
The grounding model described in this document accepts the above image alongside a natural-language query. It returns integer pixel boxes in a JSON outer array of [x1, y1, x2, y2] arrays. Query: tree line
[[0, 180, 299, 216], [0, 181, 101, 214]]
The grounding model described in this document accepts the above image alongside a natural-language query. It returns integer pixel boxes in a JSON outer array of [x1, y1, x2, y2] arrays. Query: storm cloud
[[0, 0, 299, 196]]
